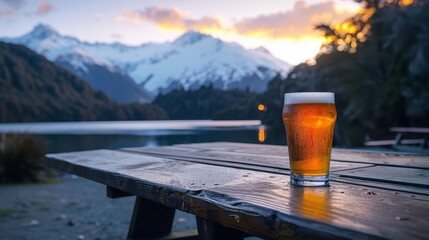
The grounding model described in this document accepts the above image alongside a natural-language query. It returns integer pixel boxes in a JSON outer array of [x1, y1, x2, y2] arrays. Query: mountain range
[[0, 41, 167, 122], [2, 24, 292, 102]]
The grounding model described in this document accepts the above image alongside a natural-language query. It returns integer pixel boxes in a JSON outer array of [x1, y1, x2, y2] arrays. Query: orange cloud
[[117, 7, 184, 29], [185, 17, 222, 31], [117, 6, 223, 31], [37, 1, 53, 15], [118, 2, 355, 39], [234, 1, 354, 39]]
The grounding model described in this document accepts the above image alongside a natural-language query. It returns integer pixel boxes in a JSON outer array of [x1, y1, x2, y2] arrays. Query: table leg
[[196, 216, 249, 240], [128, 197, 176, 239]]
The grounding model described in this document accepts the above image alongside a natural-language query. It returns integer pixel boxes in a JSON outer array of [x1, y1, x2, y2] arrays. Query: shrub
[[0, 134, 51, 183]]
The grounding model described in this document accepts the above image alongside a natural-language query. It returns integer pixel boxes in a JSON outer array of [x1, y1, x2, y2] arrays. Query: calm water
[[0, 120, 286, 153]]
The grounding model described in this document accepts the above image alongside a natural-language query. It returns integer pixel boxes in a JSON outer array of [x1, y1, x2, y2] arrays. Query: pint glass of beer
[[282, 92, 337, 186]]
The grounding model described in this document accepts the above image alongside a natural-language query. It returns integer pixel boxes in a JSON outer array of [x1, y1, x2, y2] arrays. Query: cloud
[[111, 34, 122, 40], [185, 17, 222, 31], [37, 1, 53, 15], [0, 8, 13, 16], [95, 12, 104, 21], [2, 0, 24, 9], [234, 1, 354, 38], [117, 6, 222, 31], [118, 6, 183, 28], [118, 2, 355, 39]]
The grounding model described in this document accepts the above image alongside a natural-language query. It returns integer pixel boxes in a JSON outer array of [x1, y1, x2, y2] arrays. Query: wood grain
[[123, 146, 372, 172], [47, 149, 429, 240], [122, 143, 429, 195], [334, 166, 429, 188], [170, 142, 429, 169]]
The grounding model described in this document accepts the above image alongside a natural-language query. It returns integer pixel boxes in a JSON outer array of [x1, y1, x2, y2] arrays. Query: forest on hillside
[[153, 86, 260, 120], [0, 42, 168, 122]]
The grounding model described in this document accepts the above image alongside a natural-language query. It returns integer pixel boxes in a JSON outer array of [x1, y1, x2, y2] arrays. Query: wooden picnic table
[[46, 142, 429, 240], [365, 127, 429, 153]]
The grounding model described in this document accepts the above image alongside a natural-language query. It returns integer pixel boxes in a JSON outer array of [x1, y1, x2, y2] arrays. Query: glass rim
[[284, 92, 335, 105]]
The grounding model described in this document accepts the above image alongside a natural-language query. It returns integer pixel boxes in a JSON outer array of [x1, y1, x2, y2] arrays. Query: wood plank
[[331, 175, 429, 196], [106, 186, 133, 198], [335, 166, 429, 188], [173, 142, 265, 152], [172, 142, 429, 169], [390, 127, 429, 133], [123, 146, 373, 173], [365, 139, 424, 146], [330, 151, 429, 169], [134, 154, 288, 175], [124, 146, 429, 195], [46, 150, 429, 240]]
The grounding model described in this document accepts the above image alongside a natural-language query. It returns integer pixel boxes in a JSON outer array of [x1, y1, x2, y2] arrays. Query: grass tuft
[[0, 134, 54, 184]]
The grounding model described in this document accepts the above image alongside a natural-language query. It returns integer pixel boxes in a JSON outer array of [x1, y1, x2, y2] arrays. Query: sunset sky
[[0, 0, 360, 65]]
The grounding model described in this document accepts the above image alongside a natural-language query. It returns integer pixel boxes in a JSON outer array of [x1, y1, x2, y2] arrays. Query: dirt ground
[[0, 177, 196, 240]]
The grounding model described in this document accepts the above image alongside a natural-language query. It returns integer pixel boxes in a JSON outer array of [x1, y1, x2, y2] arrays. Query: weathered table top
[[46, 142, 429, 240]]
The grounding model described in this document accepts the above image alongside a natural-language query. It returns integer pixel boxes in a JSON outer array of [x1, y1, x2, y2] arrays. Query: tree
[[262, 0, 428, 147]]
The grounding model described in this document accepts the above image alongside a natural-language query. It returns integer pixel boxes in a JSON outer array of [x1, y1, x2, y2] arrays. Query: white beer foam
[[284, 92, 335, 105]]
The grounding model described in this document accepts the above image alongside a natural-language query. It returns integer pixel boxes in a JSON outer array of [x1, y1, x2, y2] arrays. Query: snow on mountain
[[88, 30, 292, 93], [2, 24, 293, 94], [3, 24, 117, 73], [2, 24, 150, 103]]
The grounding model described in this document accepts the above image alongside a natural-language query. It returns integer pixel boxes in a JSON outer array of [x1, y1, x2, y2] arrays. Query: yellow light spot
[[335, 39, 344, 45], [357, 7, 366, 14], [361, 8, 375, 22], [400, 0, 414, 6], [345, 34, 352, 44], [334, 21, 357, 35], [322, 35, 336, 45], [258, 104, 267, 111], [337, 45, 345, 52], [258, 126, 266, 143]]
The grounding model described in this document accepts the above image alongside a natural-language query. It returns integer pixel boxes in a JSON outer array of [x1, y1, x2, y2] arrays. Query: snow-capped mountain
[[2, 24, 150, 103], [2, 24, 292, 95]]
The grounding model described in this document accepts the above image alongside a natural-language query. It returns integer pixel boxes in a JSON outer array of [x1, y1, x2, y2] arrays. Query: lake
[[0, 120, 286, 153]]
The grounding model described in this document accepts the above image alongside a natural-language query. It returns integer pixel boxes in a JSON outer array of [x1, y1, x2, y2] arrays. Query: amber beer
[[282, 92, 337, 186]]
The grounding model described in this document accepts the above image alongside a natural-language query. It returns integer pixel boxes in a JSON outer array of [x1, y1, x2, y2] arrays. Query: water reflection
[[0, 121, 287, 153], [290, 186, 332, 222], [40, 128, 285, 153], [258, 126, 267, 143]]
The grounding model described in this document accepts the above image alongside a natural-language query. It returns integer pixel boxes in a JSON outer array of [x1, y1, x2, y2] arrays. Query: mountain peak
[[30, 23, 59, 39], [173, 31, 210, 46], [253, 46, 272, 55]]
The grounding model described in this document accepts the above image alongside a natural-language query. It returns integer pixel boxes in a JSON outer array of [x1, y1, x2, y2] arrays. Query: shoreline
[[0, 177, 196, 240]]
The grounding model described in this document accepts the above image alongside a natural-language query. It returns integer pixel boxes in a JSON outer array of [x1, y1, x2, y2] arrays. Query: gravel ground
[[0, 177, 196, 240]]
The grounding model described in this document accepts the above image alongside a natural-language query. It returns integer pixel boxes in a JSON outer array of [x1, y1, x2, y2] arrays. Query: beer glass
[[282, 92, 337, 186]]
